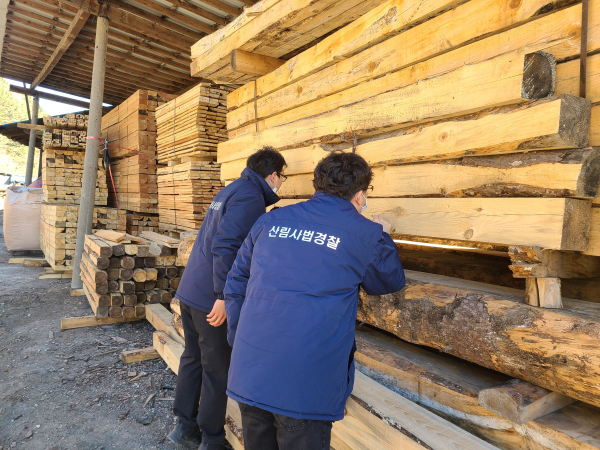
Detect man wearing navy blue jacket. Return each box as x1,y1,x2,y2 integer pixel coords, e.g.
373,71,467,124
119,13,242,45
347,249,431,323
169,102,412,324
169,147,286,450
224,152,406,450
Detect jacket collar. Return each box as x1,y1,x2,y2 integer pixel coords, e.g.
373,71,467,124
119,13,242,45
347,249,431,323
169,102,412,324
312,191,357,212
241,167,280,207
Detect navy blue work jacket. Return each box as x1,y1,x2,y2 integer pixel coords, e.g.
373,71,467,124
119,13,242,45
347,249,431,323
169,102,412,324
224,191,405,421
175,167,279,313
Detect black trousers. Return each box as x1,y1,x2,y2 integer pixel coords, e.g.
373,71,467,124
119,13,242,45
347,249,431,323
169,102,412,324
173,301,232,445
239,403,332,450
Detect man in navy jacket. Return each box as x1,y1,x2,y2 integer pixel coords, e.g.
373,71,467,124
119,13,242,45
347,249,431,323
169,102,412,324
169,147,286,450
224,152,405,450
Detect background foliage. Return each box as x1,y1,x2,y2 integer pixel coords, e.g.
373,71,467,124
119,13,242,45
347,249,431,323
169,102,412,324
0,78,47,177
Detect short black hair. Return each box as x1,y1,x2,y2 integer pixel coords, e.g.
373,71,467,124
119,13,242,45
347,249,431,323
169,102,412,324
246,146,287,178
313,152,373,200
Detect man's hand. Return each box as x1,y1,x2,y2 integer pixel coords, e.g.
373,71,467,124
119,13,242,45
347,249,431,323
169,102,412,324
372,213,392,234
207,299,227,327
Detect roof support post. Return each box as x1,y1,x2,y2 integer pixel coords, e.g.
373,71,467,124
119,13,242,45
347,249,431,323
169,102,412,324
38,148,43,179
72,15,109,290
24,95,38,186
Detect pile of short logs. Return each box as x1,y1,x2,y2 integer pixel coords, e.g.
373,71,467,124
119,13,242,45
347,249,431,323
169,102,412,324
81,231,183,319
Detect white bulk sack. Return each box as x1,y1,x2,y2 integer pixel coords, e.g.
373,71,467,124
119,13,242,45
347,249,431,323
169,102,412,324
3,185,43,252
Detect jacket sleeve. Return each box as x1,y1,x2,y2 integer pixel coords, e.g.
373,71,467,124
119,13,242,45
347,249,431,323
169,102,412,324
223,221,261,346
211,194,265,298
361,232,406,295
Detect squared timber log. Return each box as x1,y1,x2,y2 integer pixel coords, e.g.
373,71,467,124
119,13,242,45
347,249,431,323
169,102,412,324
272,148,600,201
219,96,591,170
370,198,591,251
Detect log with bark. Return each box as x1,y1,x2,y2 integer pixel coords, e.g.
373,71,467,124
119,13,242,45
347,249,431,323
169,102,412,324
357,270,600,408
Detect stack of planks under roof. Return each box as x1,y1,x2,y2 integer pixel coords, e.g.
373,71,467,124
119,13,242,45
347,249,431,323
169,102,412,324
188,0,600,448
155,84,233,234
101,90,175,230
39,113,120,271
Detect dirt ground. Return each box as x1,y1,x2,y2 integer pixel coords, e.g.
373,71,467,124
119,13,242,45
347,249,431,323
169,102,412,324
0,210,215,450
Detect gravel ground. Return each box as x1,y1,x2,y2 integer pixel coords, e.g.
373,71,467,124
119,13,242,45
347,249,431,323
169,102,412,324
0,210,227,450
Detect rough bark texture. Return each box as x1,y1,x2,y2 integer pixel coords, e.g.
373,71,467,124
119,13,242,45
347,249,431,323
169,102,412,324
357,270,600,408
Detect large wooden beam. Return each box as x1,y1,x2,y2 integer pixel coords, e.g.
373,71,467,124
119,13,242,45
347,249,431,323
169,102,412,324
30,9,90,89
230,49,285,76
374,197,591,251
274,149,600,203
190,0,389,81
217,50,558,155
261,196,591,251
357,270,600,408
219,96,591,176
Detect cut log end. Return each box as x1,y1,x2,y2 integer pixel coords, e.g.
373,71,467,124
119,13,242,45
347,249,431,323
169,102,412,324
559,94,592,150
522,51,556,100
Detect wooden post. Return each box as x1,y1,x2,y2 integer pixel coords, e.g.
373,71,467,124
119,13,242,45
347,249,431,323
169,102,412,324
24,95,38,185
71,15,109,290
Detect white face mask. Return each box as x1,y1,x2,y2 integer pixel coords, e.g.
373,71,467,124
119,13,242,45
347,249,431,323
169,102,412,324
360,192,368,213
271,174,278,194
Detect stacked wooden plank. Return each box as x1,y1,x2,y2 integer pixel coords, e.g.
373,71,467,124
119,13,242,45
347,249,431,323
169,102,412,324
81,231,184,319
108,154,158,213
204,0,600,447
41,148,108,205
42,129,87,149
43,113,88,130
100,90,176,159
126,212,159,236
40,204,125,270
155,84,233,164
157,159,224,232
190,0,390,84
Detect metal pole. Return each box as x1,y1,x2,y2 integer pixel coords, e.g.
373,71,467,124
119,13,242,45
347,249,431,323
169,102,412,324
24,96,38,185
38,148,43,179
72,15,109,290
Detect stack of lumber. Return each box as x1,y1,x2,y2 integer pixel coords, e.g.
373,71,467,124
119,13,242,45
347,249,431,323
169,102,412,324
108,154,158,213
157,159,223,232
155,84,233,164
126,212,159,236
218,0,600,271
42,129,87,149
100,90,176,159
40,204,125,270
190,0,390,84
205,0,600,447
354,324,600,449
43,113,88,129
42,148,108,205
81,230,184,319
